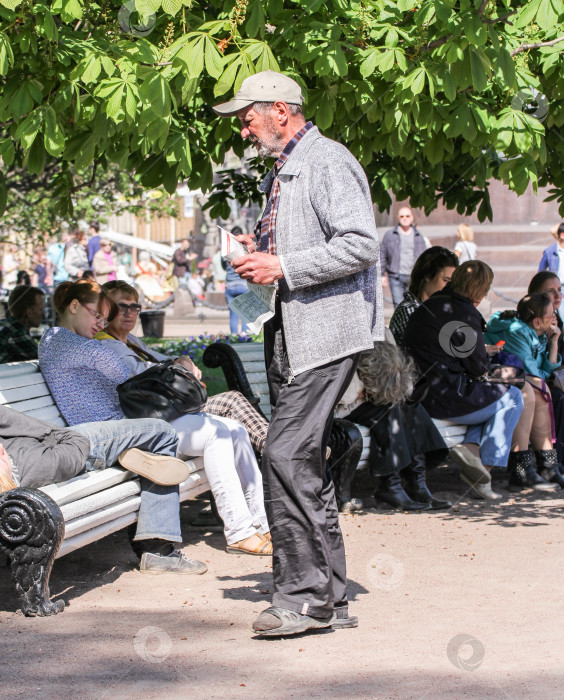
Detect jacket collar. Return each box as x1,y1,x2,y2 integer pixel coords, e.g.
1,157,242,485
258,126,322,192
392,224,422,237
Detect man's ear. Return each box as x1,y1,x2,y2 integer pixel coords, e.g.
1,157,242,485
532,317,541,332
273,101,289,125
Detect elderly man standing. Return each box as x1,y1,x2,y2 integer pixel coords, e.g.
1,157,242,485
213,71,384,637
380,207,427,307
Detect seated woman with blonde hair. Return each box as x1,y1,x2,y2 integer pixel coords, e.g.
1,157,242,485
337,333,450,511
97,280,268,455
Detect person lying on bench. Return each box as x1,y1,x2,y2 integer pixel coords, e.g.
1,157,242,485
0,404,208,575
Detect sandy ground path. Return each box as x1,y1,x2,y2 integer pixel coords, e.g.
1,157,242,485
1,467,564,700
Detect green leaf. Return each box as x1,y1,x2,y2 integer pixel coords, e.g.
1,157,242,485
360,49,380,78
162,0,181,14
107,84,125,121
176,36,205,79
214,56,242,97
536,0,559,29
26,137,46,175
442,70,456,101
316,92,333,130
326,42,348,77
81,55,102,84
245,0,264,39
61,0,83,21
0,139,15,167
100,56,115,77
204,37,223,79
0,33,14,76
42,12,58,42
141,72,171,117
514,0,541,28
405,67,426,95
44,106,65,156
497,48,515,87
255,43,279,72
125,84,138,121
426,133,444,165
135,0,160,21
12,83,35,119
15,108,43,152
470,48,489,92
0,0,21,9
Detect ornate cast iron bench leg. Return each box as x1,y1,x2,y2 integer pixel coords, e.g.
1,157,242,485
0,487,65,616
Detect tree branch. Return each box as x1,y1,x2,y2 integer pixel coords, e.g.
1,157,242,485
424,10,518,51
477,0,489,17
70,160,99,193
511,35,564,56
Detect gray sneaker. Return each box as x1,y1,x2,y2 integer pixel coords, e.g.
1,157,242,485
139,550,208,575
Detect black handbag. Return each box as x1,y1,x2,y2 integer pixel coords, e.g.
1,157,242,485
117,360,207,422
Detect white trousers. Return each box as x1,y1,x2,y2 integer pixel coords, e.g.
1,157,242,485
170,412,269,544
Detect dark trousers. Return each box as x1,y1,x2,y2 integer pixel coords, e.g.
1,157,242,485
262,307,359,619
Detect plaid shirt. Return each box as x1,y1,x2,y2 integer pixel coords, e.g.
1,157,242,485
389,291,421,345
255,121,314,256
0,317,39,363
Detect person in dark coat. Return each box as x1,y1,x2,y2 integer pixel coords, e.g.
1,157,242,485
402,260,524,500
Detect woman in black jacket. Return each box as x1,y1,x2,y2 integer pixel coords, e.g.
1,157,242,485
402,261,524,500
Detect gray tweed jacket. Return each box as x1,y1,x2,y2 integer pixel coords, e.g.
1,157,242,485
267,126,384,375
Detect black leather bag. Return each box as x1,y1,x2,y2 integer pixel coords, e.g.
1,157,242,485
117,360,207,422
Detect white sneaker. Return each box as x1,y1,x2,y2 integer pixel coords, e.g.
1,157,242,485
460,473,502,500
118,448,190,486
451,445,490,485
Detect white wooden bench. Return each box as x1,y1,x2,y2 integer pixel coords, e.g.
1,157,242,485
0,360,210,617
203,341,467,496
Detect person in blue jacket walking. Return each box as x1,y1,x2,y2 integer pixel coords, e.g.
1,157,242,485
538,222,564,277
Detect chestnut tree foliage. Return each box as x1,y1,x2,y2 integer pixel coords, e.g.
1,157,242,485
0,0,563,227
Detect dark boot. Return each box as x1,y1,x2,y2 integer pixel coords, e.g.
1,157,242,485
535,449,564,488
402,456,452,510
375,472,432,511
508,450,558,492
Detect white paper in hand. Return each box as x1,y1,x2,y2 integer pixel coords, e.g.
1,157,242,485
219,225,249,262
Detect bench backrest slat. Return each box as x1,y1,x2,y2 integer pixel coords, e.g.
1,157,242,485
0,360,67,425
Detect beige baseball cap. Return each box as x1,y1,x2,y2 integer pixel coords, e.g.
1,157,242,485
213,70,303,117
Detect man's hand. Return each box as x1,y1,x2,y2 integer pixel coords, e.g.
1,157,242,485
231,252,284,285
382,275,388,288
174,356,202,380
234,234,257,253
